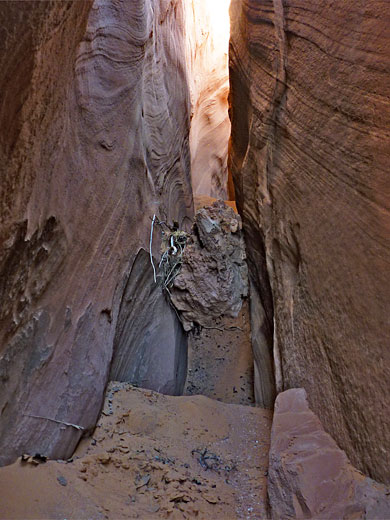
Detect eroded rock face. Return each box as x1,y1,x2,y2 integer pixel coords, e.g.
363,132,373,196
268,389,390,519
184,0,232,199
229,0,390,482
0,0,193,465
170,201,248,331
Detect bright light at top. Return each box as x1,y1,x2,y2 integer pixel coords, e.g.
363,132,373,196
207,0,231,43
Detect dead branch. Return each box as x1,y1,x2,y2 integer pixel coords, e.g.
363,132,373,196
25,414,84,431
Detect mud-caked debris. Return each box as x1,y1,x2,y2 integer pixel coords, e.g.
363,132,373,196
191,447,236,475
170,201,248,331
21,453,47,465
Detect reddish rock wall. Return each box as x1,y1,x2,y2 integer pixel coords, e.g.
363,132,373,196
0,0,193,465
229,0,390,483
269,389,390,519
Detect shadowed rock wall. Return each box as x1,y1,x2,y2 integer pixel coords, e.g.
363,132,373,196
110,249,188,396
0,0,193,465
229,0,390,483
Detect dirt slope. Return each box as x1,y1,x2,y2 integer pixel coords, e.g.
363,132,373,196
0,383,272,520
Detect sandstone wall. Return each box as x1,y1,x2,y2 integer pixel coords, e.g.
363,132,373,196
229,0,390,483
110,249,188,396
269,389,390,519
0,0,193,465
184,0,232,199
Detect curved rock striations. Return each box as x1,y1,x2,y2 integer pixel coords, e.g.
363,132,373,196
0,0,193,465
229,0,390,482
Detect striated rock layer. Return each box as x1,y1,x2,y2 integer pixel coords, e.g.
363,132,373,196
0,0,193,465
229,0,390,482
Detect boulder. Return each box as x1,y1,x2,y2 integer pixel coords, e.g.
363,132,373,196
170,201,248,331
268,389,390,519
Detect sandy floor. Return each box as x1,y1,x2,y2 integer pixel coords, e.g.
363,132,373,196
185,301,255,406
0,383,271,520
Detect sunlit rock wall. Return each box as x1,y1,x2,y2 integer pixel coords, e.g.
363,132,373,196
229,0,390,483
184,0,232,199
0,0,193,465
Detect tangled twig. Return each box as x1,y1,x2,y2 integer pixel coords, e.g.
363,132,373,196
158,228,188,290
191,448,237,474
149,216,189,290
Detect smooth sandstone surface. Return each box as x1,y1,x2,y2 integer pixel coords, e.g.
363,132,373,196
229,0,390,482
0,0,193,465
110,249,188,396
269,389,390,519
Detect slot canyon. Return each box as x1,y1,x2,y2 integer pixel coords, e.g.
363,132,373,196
0,0,389,518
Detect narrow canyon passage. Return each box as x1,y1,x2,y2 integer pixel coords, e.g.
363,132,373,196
1,0,390,518
185,301,255,406
0,1,273,518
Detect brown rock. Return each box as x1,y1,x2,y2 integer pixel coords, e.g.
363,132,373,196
164,470,180,483
203,493,218,504
229,0,390,481
135,474,151,490
0,0,193,465
170,201,248,331
268,389,390,519
169,492,188,503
